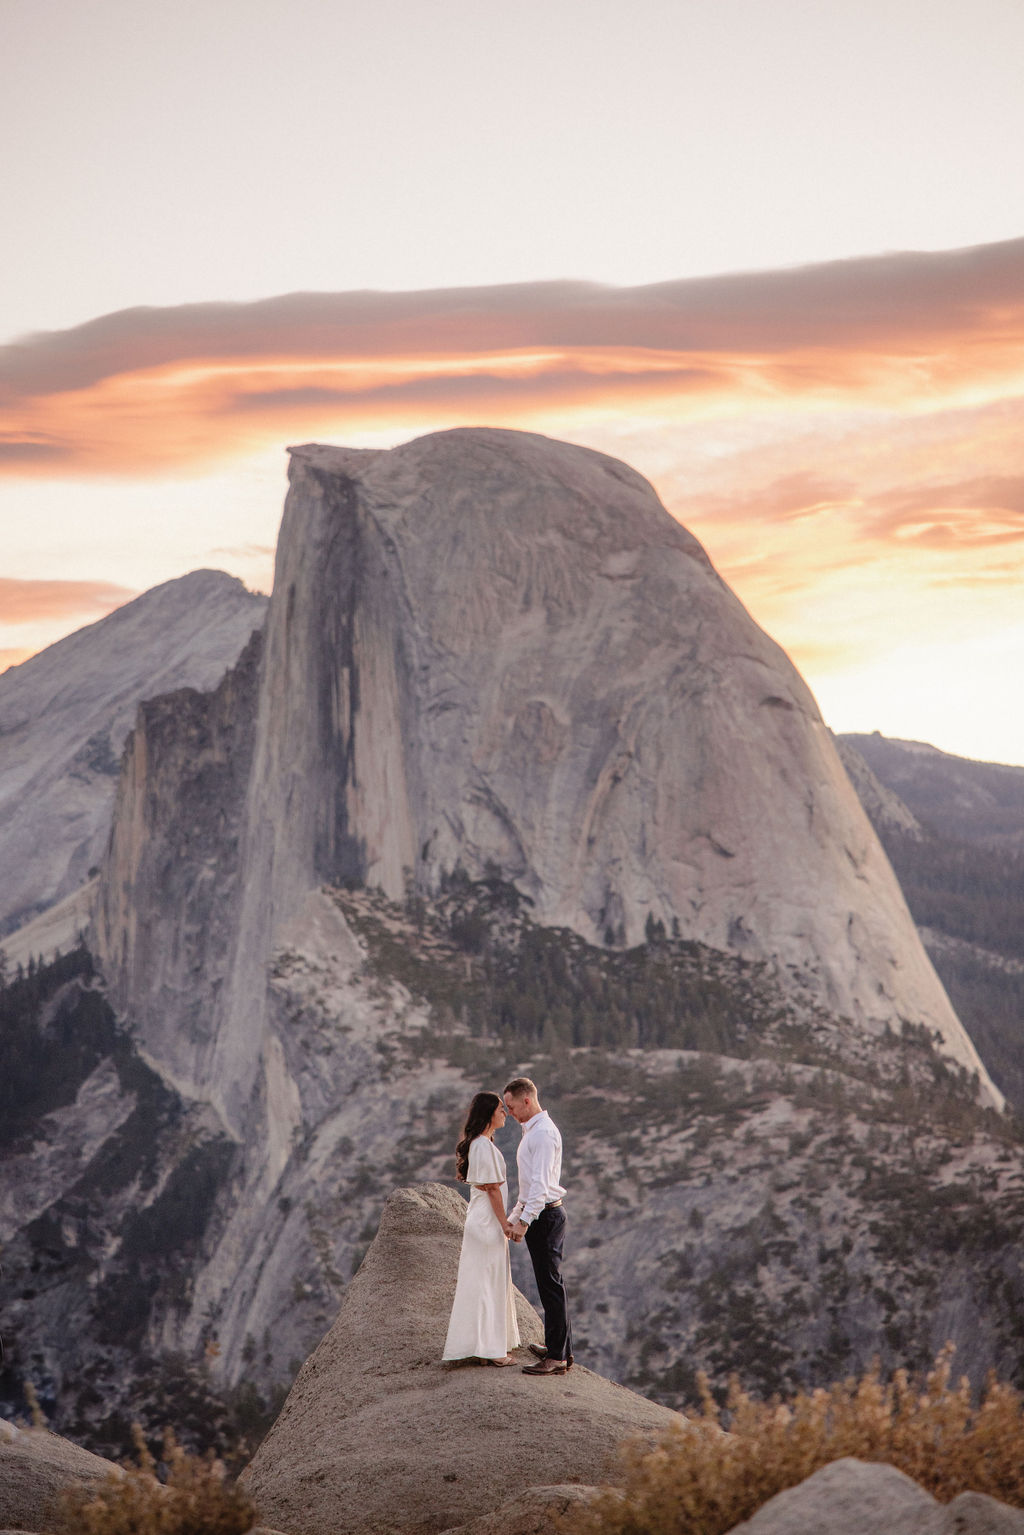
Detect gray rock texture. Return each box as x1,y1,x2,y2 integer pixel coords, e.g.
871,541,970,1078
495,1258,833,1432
241,1183,681,1535
725,1458,1024,1534
0,1423,120,1533
439,1485,604,1535
0,569,266,939
726,1457,944,1533
92,427,998,1141
939,1493,1024,1533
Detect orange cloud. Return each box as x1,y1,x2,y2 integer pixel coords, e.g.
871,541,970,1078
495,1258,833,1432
3,237,1024,480
0,577,136,625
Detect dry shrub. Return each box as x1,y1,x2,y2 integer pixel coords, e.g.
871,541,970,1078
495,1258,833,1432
56,1424,257,1535
562,1347,1024,1535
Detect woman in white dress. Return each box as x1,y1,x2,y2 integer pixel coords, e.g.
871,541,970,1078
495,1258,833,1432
443,1091,521,1366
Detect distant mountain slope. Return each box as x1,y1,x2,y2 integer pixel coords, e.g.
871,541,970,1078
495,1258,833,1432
839,733,1024,1113
842,732,1024,852
0,571,267,937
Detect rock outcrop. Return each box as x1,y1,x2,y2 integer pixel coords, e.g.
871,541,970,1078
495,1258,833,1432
11,429,1021,1451
726,1458,1024,1534
440,1486,604,1535
92,428,998,1140
242,1183,681,1535
0,1423,120,1533
0,570,266,940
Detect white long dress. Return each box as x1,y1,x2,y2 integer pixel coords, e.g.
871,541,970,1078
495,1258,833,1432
443,1136,521,1360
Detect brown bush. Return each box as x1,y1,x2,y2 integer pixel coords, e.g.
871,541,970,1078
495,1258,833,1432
55,1424,257,1535
561,1347,1024,1535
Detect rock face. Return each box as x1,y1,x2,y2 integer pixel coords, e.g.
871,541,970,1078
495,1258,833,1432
92,428,997,1140
0,1423,120,1533
241,1183,681,1535
725,1457,1024,1534
14,429,1023,1451
439,1486,604,1535
0,570,267,939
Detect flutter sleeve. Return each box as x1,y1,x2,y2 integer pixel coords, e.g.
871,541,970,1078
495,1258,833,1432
467,1137,498,1186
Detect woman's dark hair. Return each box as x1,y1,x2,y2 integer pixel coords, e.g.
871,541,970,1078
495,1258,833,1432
455,1092,502,1182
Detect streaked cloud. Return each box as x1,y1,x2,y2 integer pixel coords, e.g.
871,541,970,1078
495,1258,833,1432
3,236,1024,761
2,237,1024,479
0,576,135,625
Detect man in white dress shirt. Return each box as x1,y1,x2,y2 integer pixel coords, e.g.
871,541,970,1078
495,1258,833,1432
503,1076,573,1375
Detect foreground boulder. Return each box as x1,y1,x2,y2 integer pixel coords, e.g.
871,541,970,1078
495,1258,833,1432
726,1458,1024,1534
0,1422,120,1533
242,1183,681,1535
439,1485,604,1535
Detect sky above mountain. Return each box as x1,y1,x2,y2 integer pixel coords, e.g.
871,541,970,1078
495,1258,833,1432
3,0,1024,763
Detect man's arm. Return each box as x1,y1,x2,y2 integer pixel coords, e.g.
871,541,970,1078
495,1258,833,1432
512,1128,561,1237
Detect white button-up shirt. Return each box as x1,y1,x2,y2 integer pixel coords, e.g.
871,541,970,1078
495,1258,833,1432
508,1109,566,1227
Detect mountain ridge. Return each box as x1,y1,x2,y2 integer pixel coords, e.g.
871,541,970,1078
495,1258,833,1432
0,569,267,938
4,430,1022,1462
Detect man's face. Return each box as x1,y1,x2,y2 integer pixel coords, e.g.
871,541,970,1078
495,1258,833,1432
504,1091,531,1124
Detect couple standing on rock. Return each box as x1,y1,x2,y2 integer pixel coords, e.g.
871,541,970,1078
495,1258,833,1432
443,1076,573,1375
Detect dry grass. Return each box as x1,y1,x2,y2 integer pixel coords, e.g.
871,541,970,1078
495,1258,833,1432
561,1348,1024,1535
55,1424,257,1535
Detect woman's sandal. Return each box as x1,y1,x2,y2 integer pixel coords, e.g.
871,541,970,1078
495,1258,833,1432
482,1355,515,1366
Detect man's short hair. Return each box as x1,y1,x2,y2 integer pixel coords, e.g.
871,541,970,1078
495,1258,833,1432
504,1076,537,1100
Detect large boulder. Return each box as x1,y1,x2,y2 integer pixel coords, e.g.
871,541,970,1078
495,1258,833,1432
0,1422,120,1533
726,1458,1024,1534
439,1484,605,1535
241,1183,681,1535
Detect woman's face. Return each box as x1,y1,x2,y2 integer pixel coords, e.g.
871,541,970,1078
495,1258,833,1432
487,1100,507,1134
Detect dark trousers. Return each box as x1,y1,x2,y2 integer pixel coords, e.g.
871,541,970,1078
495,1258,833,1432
525,1205,572,1361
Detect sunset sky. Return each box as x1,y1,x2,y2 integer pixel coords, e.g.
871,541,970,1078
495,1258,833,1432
3,0,1024,763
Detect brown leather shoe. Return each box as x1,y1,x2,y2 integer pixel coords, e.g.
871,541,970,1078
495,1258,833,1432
522,1357,568,1375
528,1344,574,1369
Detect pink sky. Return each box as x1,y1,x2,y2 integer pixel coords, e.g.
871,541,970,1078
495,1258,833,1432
3,238,1024,762
4,0,1024,761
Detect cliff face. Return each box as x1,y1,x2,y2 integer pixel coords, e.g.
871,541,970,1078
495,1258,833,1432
92,627,263,1111
0,570,267,939
94,428,993,1128
278,432,975,1060
40,424,1011,1417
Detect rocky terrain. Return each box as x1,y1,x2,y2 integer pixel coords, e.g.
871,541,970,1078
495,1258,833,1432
726,1459,1024,1535
242,1182,679,1535
838,734,1024,1114
7,1200,1024,1535
0,570,267,939
2,428,1021,1466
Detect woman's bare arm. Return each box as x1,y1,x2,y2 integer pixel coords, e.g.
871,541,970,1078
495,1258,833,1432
475,1181,512,1235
